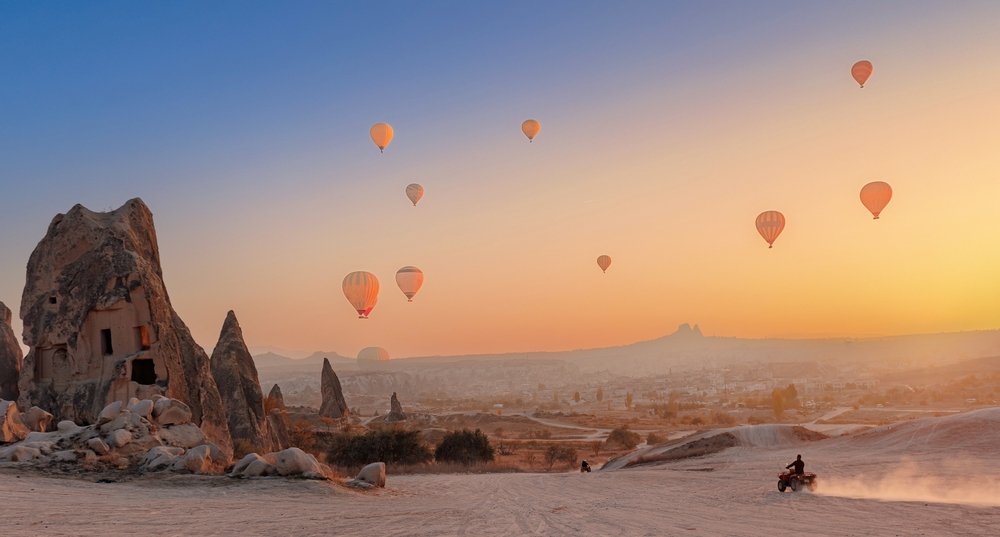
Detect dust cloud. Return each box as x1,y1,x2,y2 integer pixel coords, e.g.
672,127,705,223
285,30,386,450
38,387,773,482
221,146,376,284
817,459,1000,507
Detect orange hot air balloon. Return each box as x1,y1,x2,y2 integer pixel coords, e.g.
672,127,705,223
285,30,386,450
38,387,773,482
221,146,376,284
596,255,612,273
343,271,379,318
756,211,785,249
851,60,873,88
405,183,424,206
521,119,541,142
370,123,394,153
395,266,424,302
860,181,892,219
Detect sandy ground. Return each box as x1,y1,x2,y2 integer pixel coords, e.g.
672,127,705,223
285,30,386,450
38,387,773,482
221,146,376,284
2,409,998,536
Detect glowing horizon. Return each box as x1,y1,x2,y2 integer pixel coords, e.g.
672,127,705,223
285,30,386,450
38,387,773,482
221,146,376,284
1,2,998,358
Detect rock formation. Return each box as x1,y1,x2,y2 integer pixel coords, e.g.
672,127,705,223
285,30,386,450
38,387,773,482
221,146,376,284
349,461,386,488
210,311,274,454
385,391,406,422
0,302,22,401
264,384,290,451
229,447,329,479
0,396,228,474
1,400,29,443
16,199,231,456
319,358,349,419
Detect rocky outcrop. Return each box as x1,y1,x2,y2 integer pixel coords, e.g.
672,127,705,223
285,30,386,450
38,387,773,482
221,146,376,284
20,406,54,433
229,448,329,479
1,400,29,443
263,383,290,451
16,199,231,456
0,397,228,474
385,392,406,422
266,384,285,411
210,311,274,454
0,302,21,401
319,358,349,419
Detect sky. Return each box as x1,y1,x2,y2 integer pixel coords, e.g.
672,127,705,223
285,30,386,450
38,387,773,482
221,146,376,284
1,1,999,358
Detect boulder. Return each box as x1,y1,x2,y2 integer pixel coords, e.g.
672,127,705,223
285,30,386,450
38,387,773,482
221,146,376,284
128,399,154,420
210,311,274,453
0,302,21,401
86,437,110,455
230,453,277,478
20,406,54,433
386,392,406,422
0,444,42,462
152,398,192,426
0,400,28,443
355,462,387,488
270,447,327,479
171,444,227,474
106,429,132,449
141,446,184,472
16,199,231,456
319,358,349,419
159,423,208,449
56,420,83,434
97,401,123,425
51,450,78,463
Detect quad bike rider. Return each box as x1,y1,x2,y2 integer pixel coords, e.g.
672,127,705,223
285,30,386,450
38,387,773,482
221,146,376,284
580,460,592,473
778,454,817,492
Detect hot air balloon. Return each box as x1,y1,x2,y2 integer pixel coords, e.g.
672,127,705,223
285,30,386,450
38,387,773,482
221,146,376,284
756,211,786,249
343,271,379,318
521,119,541,142
860,181,892,219
851,60,873,88
357,346,390,371
405,183,424,206
370,123,394,153
395,266,424,302
597,255,612,273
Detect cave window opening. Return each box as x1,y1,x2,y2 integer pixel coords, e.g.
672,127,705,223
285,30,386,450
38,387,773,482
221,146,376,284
131,358,157,385
135,325,151,351
101,329,114,356
48,296,57,305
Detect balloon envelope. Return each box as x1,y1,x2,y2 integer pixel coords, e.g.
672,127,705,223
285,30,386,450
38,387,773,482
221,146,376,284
521,119,541,142
851,60,873,88
357,347,390,370
395,266,424,302
860,181,892,219
370,123,394,152
343,271,379,318
756,211,786,248
597,255,612,273
406,183,424,206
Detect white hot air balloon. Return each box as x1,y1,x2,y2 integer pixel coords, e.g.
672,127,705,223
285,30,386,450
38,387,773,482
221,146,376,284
343,271,379,318
395,266,424,302
357,346,390,370
406,183,424,206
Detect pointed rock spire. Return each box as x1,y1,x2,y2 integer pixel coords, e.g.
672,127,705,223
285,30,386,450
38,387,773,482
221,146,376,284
210,311,274,454
0,301,22,401
319,358,349,419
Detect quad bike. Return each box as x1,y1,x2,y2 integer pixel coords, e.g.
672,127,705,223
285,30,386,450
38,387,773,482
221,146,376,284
777,470,817,492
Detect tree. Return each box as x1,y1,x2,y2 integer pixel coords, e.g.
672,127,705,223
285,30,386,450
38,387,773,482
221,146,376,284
772,388,785,420
605,426,641,450
573,391,581,403
626,392,634,410
784,384,800,409
544,445,577,471
596,387,604,402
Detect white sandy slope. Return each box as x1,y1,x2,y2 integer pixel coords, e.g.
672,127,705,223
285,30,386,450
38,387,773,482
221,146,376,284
2,409,999,536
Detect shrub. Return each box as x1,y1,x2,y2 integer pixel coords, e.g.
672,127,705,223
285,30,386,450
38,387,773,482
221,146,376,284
605,426,641,450
544,445,577,470
710,410,736,426
646,432,666,445
327,429,432,467
434,429,495,464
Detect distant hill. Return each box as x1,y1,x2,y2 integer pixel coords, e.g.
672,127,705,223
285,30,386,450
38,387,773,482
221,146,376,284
252,350,355,373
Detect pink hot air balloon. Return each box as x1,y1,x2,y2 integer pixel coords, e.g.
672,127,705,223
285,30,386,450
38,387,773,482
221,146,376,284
343,271,379,318
852,60,873,88
756,211,786,249
860,181,892,219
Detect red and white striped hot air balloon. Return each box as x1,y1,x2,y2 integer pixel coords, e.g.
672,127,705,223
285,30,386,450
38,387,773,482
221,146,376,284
597,255,612,273
395,266,424,302
756,211,786,249
343,271,379,318
860,181,892,219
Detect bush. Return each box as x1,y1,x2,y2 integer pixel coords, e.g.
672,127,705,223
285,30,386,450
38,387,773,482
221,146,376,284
326,429,432,467
646,432,666,445
434,429,495,464
710,410,736,426
605,426,641,450
544,445,577,470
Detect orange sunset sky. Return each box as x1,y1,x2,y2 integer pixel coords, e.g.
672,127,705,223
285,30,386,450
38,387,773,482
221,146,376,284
1,2,998,358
